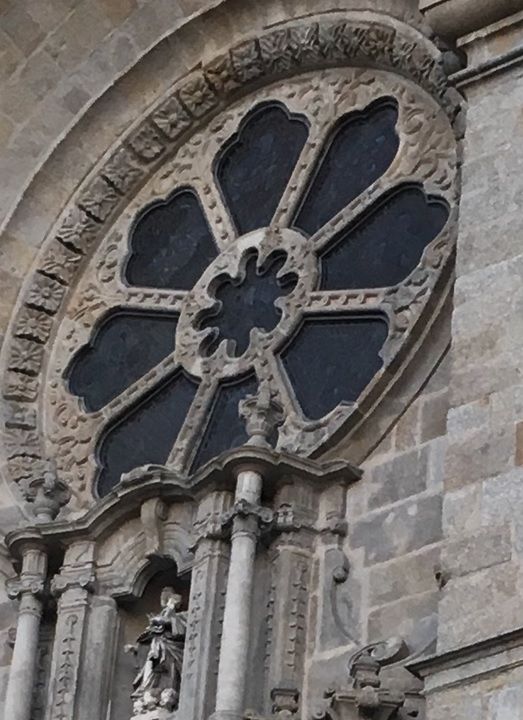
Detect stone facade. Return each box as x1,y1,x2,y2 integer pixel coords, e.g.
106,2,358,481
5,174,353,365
1,1,523,719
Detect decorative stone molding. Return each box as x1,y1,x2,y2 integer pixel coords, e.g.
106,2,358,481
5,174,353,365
421,0,523,41
245,685,300,720
5,448,360,565
0,12,460,510
407,625,523,694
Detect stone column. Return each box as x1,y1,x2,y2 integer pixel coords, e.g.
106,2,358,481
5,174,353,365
212,382,283,720
5,543,48,720
213,469,266,720
179,490,231,720
45,541,95,720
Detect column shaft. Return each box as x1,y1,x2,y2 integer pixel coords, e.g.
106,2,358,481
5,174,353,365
214,470,263,719
4,592,43,720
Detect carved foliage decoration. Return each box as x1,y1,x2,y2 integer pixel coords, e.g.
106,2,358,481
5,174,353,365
0,16,460,512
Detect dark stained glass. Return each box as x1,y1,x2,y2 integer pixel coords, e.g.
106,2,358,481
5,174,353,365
280,315,388,420
294,99,399,236
191,374,258,471
198,251,297,357
215,103,308,234
96,372,198,496
67,311,179,412
319,187,449,290
125,189,218,290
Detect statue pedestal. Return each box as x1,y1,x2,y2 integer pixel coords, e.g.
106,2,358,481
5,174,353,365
131,710,176,720
130,689,178,720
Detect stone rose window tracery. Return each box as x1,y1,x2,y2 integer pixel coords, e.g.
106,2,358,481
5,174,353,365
48,68,457,500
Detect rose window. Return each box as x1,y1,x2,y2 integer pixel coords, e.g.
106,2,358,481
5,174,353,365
51,69,457,499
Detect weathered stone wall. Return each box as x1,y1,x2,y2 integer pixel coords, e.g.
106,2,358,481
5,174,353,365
439,17,523,653
3,1,523,718
305,307,451,709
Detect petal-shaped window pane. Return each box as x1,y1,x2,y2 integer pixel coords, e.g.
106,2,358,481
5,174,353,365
319,187,449,290
215,103,308,234
294,99,399,236
96,372,198,496
281,315,388,420
125,189,218,290
67,311,178,412
191,373,258,471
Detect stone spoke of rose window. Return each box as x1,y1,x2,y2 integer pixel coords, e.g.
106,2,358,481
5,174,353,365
214,102,309,236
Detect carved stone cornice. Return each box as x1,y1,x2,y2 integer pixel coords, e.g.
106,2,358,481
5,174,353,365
407,625,523,693
5,449,360,555
421,0,523,41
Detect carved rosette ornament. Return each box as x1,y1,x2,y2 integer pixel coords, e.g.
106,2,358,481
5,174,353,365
0,15,460,510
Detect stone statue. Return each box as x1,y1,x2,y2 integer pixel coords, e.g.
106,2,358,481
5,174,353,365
126,587,186,716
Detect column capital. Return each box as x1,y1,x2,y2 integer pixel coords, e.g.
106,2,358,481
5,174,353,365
51,540,96,598
6,576,45,601
6,543,48,601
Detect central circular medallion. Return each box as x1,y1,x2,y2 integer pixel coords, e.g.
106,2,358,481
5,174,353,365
176,227,317,378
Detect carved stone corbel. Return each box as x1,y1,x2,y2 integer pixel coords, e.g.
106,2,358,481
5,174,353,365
312,640,417,720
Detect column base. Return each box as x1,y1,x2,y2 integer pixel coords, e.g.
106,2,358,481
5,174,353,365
208,711,244,720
